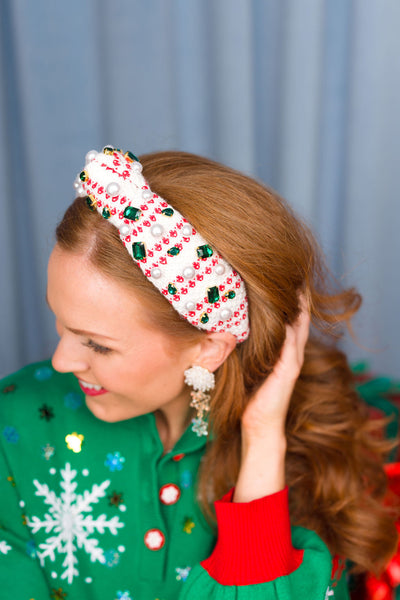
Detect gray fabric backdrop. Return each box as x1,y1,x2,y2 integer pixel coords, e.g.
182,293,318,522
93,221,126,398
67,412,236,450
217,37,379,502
1,0,399,377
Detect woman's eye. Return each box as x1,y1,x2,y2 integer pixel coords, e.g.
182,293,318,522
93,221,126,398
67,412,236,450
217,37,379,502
83,339,112,355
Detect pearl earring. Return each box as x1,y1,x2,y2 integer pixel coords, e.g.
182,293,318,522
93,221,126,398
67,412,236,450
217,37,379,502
184,366,215,437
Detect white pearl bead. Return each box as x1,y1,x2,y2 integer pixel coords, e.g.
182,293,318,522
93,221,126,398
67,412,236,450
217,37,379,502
151,268,162,279
185,301,196,311
73,179,80,190
77,186,86,197
215,264,226,276
220,308,232,321
132,162,143,173
85,150,98,164
151,224,163,237
106,182,120,196
182,224,192,236
119,224,130,236
183,266,195,279
142,190,152,200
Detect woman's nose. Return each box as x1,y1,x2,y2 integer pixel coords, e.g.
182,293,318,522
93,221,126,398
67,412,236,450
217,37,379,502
51,335,89,374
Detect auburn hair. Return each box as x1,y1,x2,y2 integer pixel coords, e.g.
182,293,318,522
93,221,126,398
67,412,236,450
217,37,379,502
56,150,398,574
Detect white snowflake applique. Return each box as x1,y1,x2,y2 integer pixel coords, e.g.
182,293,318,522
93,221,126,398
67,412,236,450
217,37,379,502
0,541,12,555
27,463,125,583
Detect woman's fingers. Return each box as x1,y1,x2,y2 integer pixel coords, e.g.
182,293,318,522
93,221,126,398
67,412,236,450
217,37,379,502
275,300,310,381
241,294,311,437
294,296,311,360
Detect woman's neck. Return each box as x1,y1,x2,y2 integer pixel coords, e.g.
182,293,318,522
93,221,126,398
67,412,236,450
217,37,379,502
154,405,193,453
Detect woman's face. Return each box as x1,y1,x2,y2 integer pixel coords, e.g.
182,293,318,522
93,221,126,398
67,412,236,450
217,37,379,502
47,245,199,423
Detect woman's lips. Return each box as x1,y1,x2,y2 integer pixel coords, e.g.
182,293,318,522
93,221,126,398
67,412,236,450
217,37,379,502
77,379,108,396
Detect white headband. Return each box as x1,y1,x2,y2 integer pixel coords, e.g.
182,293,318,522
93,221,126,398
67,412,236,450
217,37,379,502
73,146,250,343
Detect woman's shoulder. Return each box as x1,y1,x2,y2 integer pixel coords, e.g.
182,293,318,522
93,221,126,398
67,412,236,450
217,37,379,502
0,360,81,421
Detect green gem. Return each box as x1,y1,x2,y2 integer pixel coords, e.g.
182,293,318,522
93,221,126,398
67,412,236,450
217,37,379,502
79,170,88,182
132,242,146,260
200,313,209,324
102,207,111,219
162,208,174,217
123,206,141,221
103,146,114,155
207,286,220,303
224,290,236,299
168,283,177,295
197,245,213,259
125,150,139,162
85,195,96,211
167,246,181,257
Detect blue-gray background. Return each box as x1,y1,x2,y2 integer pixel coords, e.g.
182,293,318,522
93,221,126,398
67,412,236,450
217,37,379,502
0,0,399,378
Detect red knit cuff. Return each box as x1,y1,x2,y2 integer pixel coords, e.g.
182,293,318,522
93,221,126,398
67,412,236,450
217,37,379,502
201,486,304,585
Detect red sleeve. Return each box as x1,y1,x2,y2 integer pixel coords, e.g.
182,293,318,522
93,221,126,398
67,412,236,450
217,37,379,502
201,486,304,585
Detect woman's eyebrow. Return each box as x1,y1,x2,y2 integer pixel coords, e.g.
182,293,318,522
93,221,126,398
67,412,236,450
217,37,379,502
45,292,118,341
65,326,118,341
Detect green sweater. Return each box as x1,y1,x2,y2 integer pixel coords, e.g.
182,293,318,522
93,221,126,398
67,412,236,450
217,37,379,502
0,361,349,599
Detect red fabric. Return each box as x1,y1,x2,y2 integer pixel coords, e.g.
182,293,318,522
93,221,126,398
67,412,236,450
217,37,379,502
363,463,400,600
385,463,400,498
365,576,393,600
364,538,400,600
201,486,304,585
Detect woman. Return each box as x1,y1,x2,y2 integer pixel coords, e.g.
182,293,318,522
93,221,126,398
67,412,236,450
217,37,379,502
0,147,397,599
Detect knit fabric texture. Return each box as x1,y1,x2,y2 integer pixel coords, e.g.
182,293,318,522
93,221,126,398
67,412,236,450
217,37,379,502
0,361,349,599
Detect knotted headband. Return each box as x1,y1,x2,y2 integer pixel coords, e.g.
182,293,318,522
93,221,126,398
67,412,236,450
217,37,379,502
73,146,250,342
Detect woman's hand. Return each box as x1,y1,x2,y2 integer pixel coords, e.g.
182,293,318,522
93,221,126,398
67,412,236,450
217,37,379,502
242,294,310,441
234,296,310,502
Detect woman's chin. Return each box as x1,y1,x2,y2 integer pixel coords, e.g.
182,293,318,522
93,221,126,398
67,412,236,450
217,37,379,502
84,395,142,423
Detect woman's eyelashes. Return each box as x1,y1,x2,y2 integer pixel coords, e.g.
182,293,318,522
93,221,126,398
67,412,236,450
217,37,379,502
83,339,113,355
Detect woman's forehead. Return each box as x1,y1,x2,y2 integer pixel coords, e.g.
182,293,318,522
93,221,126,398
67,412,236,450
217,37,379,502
47,246,153,337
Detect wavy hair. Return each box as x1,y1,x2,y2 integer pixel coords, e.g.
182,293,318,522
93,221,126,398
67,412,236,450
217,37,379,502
56,151,398,574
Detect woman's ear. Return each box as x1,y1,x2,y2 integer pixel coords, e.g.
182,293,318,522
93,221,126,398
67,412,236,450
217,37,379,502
190,332,237,373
